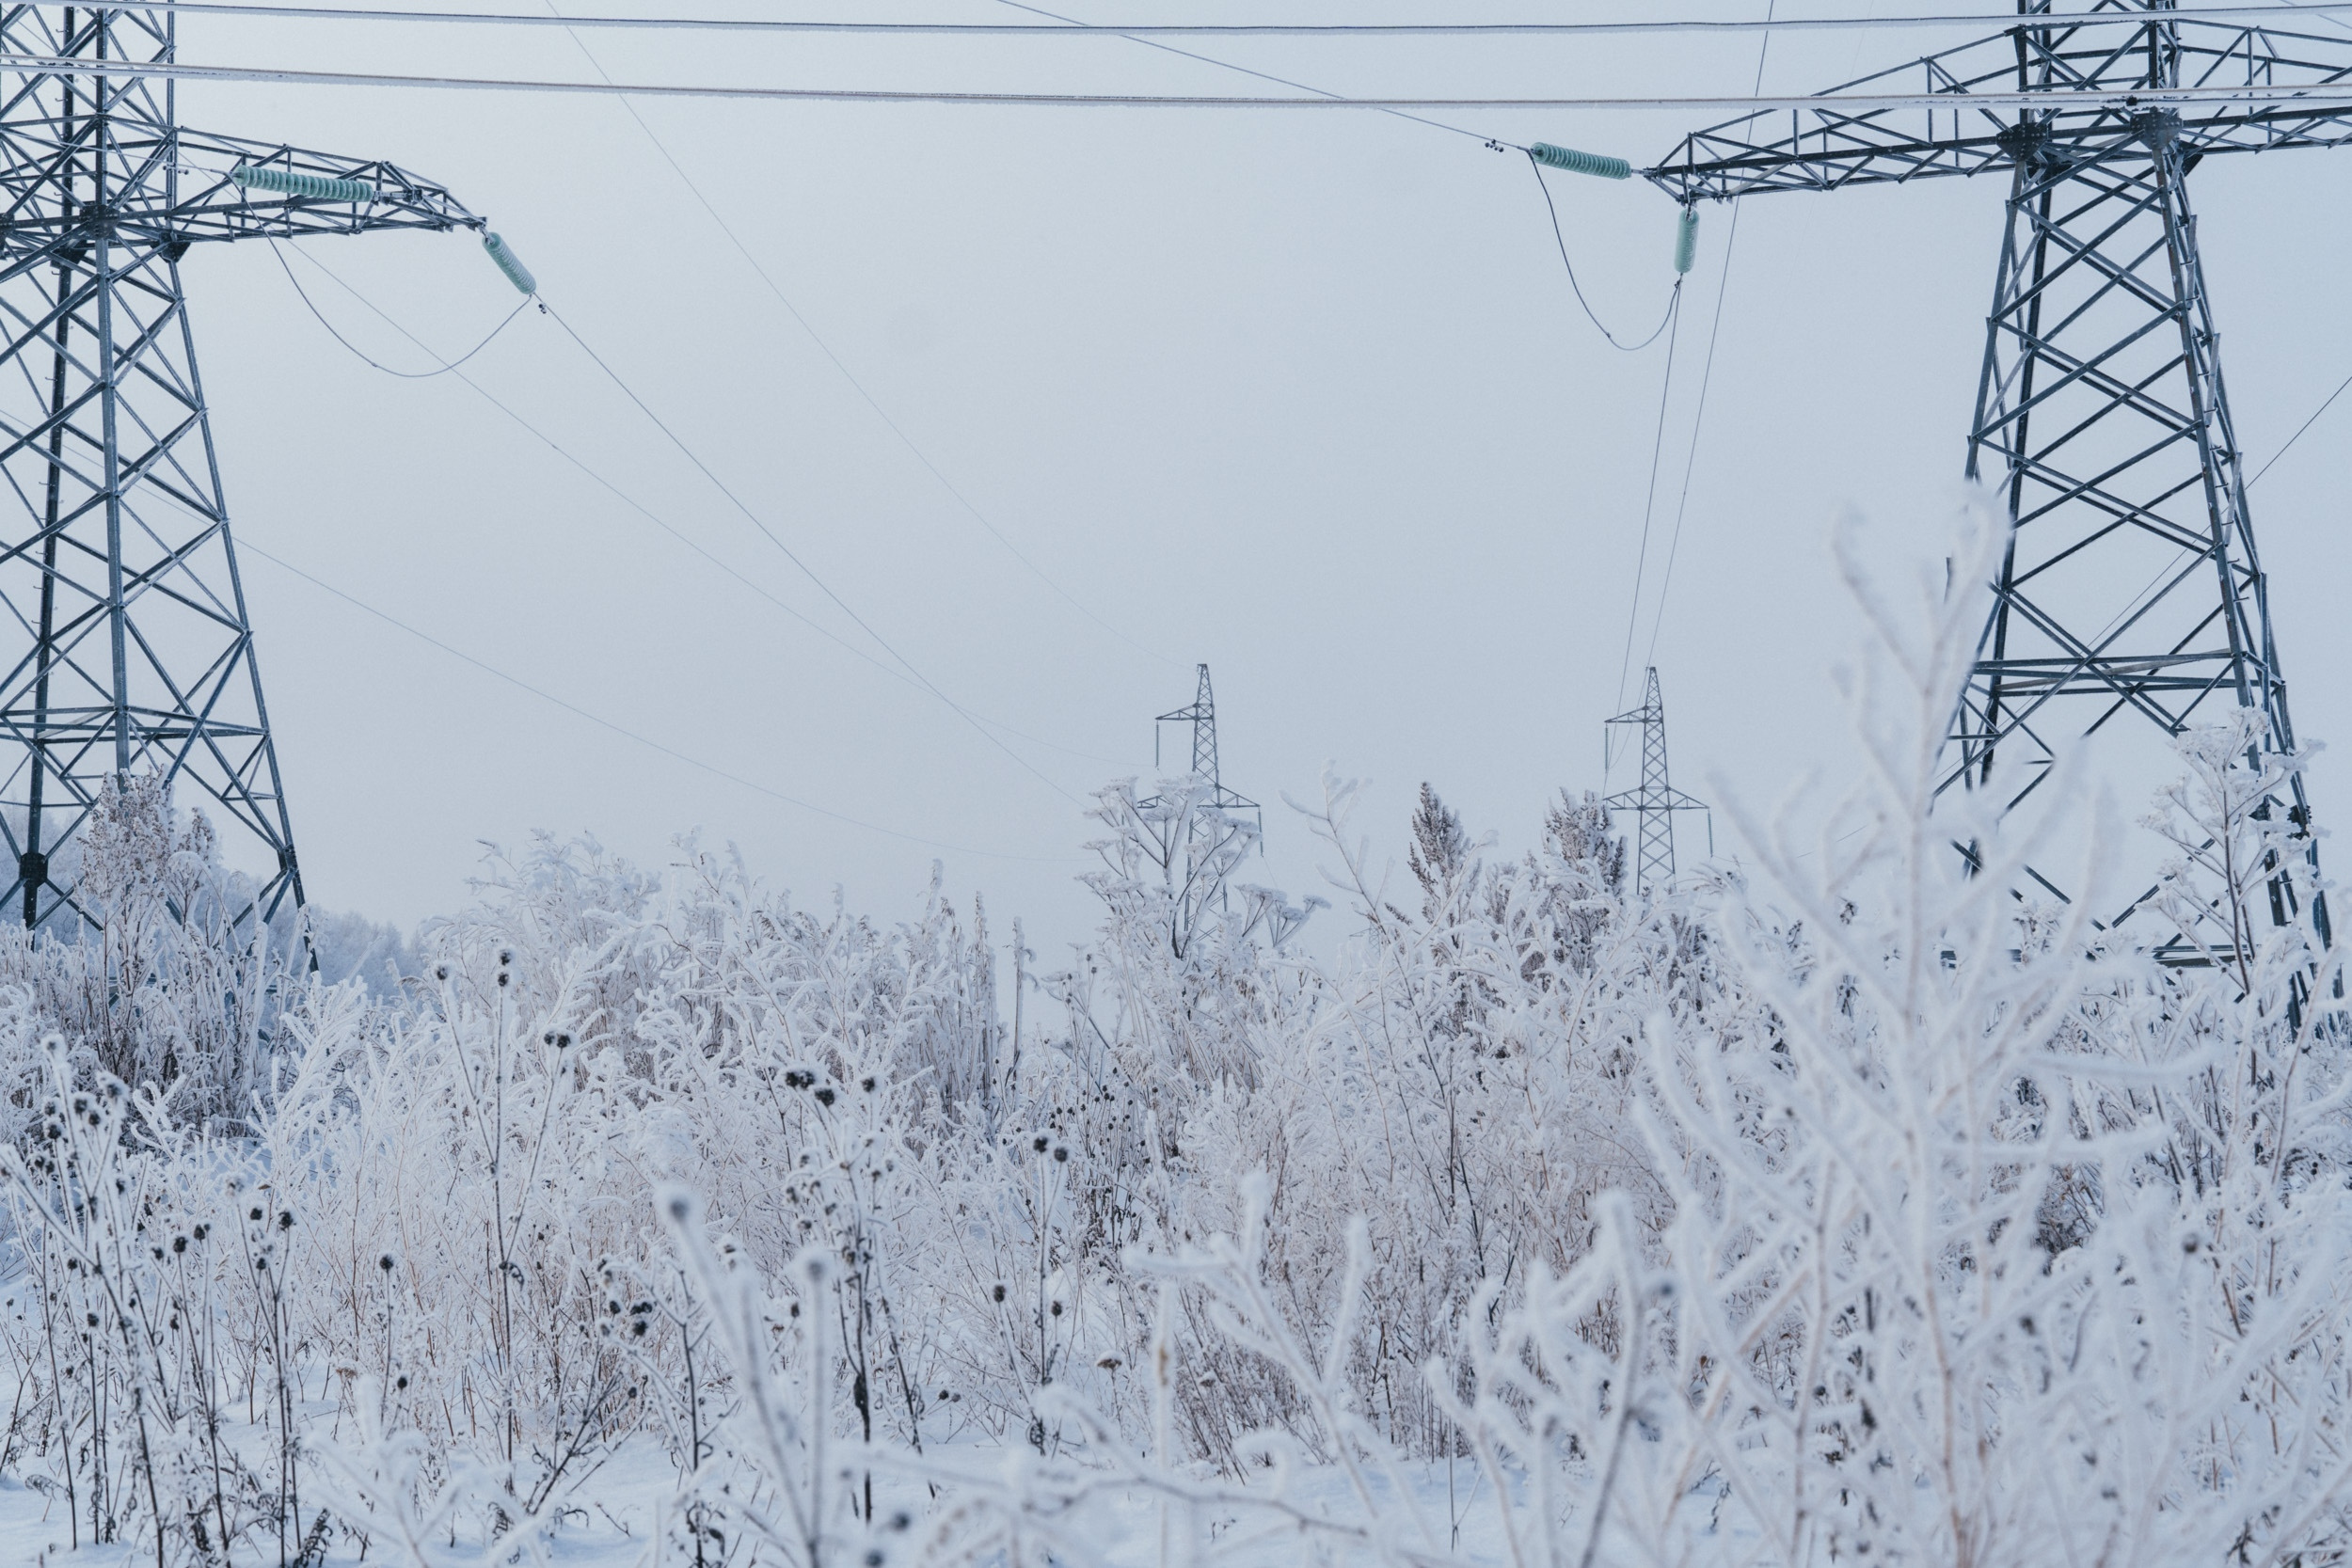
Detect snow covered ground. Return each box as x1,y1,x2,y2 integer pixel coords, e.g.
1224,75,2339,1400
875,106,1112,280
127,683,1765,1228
0,1404,1534,1568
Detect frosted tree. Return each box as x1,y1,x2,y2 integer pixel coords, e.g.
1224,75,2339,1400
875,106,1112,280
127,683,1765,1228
1448,497,2352,1568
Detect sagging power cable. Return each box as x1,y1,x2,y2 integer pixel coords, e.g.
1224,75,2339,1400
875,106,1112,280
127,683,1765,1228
991,0,1499,147
1609,284,1688,737
277,244,1143,774
240,542,1083,863
15,51,2344,114
270,238,528,375
1642,2,1778,676
537,299,1086,806
109,2,2352,40
546,8,1179,670
1527,153,1680,352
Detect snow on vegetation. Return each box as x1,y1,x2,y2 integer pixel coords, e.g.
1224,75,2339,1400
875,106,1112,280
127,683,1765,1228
3,504,2350,1567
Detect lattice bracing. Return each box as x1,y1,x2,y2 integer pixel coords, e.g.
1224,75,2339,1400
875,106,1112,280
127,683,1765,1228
1647,7,2352,203
0,6,482,930
1155,663,1258,816
1604,668,1708,897
1643,2,2334,934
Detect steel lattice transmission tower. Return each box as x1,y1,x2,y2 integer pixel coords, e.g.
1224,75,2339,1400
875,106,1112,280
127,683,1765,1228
1604,667,1709,896
1155,663,1259,819
0,8,482,930
1649,0,2350,927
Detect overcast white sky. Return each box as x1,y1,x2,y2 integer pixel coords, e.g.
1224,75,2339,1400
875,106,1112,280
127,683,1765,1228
156,0,2352,955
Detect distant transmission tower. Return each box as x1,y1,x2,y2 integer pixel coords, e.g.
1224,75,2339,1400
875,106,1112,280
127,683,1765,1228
1155,663,1260,820
1604,667,1710,896
0,8,485,930
1648,1,2344,930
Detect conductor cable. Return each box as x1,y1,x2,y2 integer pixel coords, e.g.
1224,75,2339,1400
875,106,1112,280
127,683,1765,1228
240,541,1083,863
1529,152,1679,351
538,298,1086,806
278,243,1143,776
1642,0,1777,673
544,7,1180,670
270,238,528,375
1610,283,1687,736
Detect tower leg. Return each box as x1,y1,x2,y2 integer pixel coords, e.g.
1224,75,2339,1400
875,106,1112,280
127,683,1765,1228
0,193,302,931
1949,118,2321,941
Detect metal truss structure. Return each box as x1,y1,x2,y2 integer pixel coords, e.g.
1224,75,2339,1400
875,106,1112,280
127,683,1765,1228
1153,663,1259,820
1604,666,1709,897
1647,0,2350,927
0,6,482,930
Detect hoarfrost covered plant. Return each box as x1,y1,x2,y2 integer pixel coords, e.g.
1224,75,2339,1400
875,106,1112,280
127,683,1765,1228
1461,503,2352,1567
3,497,2350,1568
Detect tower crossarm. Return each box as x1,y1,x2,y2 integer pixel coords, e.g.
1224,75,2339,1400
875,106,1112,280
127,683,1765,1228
0,6,491,935
1601,784,1709,814
0,121,481,272
1645,15,2352,203
0,9,481,275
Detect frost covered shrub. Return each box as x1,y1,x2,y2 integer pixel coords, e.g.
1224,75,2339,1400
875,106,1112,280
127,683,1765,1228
0,777,300,1134
3,499,2350,1568
1420,505,2352,1568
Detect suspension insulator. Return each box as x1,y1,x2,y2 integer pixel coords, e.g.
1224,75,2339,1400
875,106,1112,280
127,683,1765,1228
483,231,536,295
231,163,377,203
1530,142,1630,181
1675,206,1699,275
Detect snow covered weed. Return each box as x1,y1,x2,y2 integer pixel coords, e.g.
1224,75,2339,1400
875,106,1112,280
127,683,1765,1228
3,499,2349,1566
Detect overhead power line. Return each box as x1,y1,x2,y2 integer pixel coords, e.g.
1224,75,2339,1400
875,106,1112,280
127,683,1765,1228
275,243,1146,773
535,298,1088,807
269,238,527,374
16,52,2352,114
1528,156,1679,351
1643,3,1779,678
2248,364,2352,487
239,542,1082,863
990,0,1494,144
108,2,2352,40
546,9,1181,671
